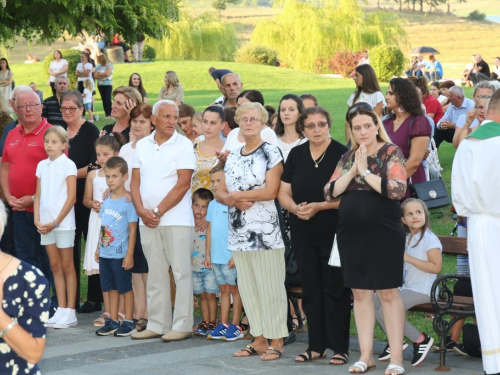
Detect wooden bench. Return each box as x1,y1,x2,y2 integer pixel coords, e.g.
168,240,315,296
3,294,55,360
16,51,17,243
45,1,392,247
286,235,474,371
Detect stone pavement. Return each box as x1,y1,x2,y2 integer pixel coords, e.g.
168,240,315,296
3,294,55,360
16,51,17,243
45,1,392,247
40,313,484,375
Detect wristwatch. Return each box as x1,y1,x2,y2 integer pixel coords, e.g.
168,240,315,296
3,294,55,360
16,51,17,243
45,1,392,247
153,207,163,218
362,169,371,179
53,220,60,229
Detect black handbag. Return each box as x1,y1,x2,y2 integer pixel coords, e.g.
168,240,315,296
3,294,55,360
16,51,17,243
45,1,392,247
410,178,450,209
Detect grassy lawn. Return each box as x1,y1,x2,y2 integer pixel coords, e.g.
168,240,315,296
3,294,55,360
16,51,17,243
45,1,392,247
11,60,470,341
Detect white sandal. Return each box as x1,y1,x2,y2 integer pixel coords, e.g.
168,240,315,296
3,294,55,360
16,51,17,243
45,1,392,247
385,364,405,375
349,361,376,373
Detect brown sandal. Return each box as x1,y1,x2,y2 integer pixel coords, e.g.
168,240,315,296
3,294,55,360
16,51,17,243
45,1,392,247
261,346,283,361
233,345,261,357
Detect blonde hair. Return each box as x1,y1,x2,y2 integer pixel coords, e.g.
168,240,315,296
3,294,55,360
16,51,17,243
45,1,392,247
83,79,93,91
347,104,391,150
165,71,180,88
44,126,69,151
112,86,143,105
235,102,269,125
97,54,109,66
192,111,203,124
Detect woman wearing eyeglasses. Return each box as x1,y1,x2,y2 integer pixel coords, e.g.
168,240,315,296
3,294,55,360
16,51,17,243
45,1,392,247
324,103,407,375
60,90,100,313
454,94,491,148
216,102,287,361
278,106,351,365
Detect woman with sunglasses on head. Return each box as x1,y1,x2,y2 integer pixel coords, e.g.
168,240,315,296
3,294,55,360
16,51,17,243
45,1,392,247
383,78,430,201
324,103,407,375
279,107,351,365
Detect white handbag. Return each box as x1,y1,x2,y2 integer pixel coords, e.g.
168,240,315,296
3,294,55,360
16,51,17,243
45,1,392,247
328,235,341,268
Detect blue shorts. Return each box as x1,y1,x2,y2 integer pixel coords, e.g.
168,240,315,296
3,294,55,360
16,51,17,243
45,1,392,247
83,103,92,110
99,257,132,294
212,263,237,286
192,270,218,295
40,229,75,248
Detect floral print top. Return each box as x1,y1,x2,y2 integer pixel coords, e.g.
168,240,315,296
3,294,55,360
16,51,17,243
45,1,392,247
191,143,218,194
0,261,49,375
324,143,407,201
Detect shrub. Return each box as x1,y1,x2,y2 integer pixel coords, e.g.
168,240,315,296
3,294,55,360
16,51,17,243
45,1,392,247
370,45,405,82
235,44,278,66
43,49,82,90
142,45,156,61
327,50,361,78
467,10,486,21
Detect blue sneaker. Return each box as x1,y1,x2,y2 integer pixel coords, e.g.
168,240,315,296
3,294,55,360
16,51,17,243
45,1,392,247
222,324,244,342
114,320,135,337
96,318,119,336
207,322,228,340
205,322,216,336
194,321,209,336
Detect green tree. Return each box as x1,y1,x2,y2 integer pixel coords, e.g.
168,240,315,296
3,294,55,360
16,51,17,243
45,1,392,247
0,0,179,45
251,0,406,72
447,0,466,14
212,0,242,14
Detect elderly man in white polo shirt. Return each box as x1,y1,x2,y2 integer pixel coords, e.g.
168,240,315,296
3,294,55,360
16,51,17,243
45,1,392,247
130,99,196,341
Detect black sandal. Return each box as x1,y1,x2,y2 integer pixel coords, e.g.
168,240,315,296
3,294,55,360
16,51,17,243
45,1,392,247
295,349,326,362
233,345,260,357
330,352,349,365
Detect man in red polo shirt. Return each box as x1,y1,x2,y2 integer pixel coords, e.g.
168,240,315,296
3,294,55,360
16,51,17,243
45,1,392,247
1,90,52,274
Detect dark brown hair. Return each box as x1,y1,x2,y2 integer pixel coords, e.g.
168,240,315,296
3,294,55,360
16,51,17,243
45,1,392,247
128,104,153,126
275,94,305,137
388,77,424,116
104,156,128,175
95,132,126,153
178,103,195,118
351,64,382,104
299,106,331,131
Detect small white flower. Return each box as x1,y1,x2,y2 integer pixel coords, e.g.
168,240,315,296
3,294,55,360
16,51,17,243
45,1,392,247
18,306,24,317
0,343,11,354
40,311,49,323
23,291,28,298
34,284,46,299
27,318,32,325
24,271,36,284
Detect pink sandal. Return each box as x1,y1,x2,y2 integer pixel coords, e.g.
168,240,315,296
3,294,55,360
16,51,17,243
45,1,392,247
94,312,110,327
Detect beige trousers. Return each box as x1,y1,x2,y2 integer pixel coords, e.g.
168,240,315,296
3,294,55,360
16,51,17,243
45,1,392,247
232,248,288,339
140,225,194,334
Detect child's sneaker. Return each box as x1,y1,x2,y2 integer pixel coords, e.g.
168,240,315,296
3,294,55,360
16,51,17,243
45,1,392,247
205,322,216,336
194,321,208,336
207,322,228,340
378,341,409,361
94,114,99,121
114,320,135,336
96,318,120,336
222,324,244,341
46,307,65,328
53,308,78,329
412,333,434,366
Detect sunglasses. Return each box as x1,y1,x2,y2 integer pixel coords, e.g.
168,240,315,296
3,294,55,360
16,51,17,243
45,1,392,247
348,103,373,116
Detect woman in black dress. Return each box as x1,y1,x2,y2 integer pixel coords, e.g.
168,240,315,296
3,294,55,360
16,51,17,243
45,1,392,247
279,106,351,365
60,90,100,312
324,103,407,375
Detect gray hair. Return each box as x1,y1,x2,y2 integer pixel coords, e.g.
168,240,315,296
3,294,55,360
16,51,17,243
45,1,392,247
9,85,31,100
221,73,242,85
55,76,69,84
448,86,465,98
473,81,495,98
152,100,177,116
489,80,500,92
0,200,7,240
60,90,84,108
15,90,41,107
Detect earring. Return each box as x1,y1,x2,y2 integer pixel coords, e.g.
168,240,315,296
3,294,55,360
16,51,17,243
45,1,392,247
397,106,405,113
376,131,379,135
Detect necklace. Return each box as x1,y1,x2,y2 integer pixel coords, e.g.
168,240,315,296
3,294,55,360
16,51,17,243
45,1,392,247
243,140,263,154
0,253,14,274
310,148,327,168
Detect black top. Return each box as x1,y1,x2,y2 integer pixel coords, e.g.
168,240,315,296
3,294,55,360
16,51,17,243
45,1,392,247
42,95,65,127
477,60,490,76
282,139,348,246
211,69,232,81
102,123,130,143
61,121,99,217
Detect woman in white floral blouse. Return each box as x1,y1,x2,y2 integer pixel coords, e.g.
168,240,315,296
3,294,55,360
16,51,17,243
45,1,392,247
0,200,49,374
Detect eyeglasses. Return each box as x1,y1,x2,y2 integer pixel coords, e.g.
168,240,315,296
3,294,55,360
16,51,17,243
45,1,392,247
348,103,373,116
239,117,261,124
474,106,485,111
16,103,41,110
303,122,328,130
60,106,81,113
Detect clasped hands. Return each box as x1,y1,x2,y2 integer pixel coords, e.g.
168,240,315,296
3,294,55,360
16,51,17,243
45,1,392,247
348,143,369,179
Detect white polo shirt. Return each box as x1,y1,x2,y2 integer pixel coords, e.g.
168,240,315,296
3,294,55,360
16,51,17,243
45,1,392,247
35,154,77,230
132,130,196,226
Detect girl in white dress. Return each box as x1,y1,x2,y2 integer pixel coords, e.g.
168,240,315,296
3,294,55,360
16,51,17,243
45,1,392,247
82,133,125,326
275,94,307,162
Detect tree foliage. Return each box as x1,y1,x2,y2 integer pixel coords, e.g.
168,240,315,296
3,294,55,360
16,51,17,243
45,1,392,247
213,0,242,13
0,0,179,45
42,49,82,89
251,0,406,73
235,44,278,66
370,44,405,82
147,12,237,62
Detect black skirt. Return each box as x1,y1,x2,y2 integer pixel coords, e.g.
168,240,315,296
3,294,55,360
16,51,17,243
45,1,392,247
337,190,405,290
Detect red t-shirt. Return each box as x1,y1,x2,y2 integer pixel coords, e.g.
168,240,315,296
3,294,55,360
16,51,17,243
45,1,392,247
2,119,51,212
423,94,444,124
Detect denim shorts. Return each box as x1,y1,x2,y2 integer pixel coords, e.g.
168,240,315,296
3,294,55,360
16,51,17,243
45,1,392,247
212,263,237,286
99,257,132,294
84,103,92,110
40,229,75,248
192,270,218,295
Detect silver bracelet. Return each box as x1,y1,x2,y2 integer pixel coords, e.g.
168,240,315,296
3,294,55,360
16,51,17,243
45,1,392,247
0,318,18,339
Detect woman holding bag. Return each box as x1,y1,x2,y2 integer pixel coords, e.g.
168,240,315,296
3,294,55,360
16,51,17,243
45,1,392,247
278,106,351,365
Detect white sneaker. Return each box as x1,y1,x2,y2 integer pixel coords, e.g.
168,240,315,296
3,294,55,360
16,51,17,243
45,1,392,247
54,309,78,329
46,308,65,328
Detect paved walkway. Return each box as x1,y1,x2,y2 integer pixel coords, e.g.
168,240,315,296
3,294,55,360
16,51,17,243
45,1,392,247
40,313,484,374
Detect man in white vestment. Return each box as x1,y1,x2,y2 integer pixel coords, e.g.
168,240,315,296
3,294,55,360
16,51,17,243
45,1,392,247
452,89,500,375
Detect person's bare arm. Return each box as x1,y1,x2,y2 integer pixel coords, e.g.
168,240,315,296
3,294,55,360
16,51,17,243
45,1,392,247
0,162,22,210
130,168,160,228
